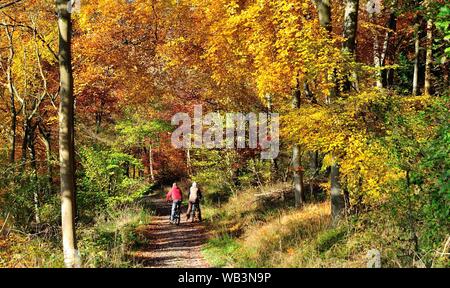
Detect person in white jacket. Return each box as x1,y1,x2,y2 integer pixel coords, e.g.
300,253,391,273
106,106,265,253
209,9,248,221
186,182,203,222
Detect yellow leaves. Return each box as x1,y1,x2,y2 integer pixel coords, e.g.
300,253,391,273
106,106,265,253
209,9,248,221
187,0,344,99
301,2,310,11
360,20,395,35
338,134,403,206
46,116,59,125
121,0,408,212
225,1,240,15
281,89,410,207
322,154,334,170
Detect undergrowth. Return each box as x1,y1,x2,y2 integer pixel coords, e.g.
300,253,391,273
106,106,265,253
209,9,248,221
0,205,152,268
202,184,450,268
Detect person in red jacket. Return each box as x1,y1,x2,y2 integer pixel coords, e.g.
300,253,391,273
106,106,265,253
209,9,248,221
166,183,183,223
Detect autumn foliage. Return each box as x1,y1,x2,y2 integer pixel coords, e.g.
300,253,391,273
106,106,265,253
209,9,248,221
0,0,448,268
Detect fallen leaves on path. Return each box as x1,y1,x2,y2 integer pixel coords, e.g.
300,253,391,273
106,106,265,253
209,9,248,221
132,197,210,268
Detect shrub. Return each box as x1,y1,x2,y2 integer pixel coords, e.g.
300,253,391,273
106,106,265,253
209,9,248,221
77,146,147,220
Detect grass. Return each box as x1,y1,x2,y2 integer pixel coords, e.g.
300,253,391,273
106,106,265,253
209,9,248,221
0,233,65,268
202,184,335,267
202,234,240,267
78,205,152,268
201,183,448,268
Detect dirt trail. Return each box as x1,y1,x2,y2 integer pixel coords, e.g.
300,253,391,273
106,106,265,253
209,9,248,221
133,196,210,268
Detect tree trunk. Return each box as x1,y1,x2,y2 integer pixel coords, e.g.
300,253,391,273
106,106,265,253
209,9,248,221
381,2,398,87
333,0,359,222
186,148,191,176
5,26,17,165
39,124,53,194
29,126,40,224
342,0,360,91
309,151,319,200
444,58,449,89
21,119,30,169
374,35,383,88
413,24,420,96
95,112,101,134
314,0,335,102
314,0,350,219
9,110,17,164
424,19,433,96
342,0,359,55
331,159,344,223
265,93,278,176
95,99,104,135
125,161,130,178
369,5,383,88
149,144,155,182
315,0,332,33
292,145,304,207
57,0,79,268
291,79,304,207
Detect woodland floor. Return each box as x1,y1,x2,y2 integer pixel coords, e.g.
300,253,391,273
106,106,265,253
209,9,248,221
132,196,210,268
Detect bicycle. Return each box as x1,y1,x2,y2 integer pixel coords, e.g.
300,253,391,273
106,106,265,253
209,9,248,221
170,201,182,225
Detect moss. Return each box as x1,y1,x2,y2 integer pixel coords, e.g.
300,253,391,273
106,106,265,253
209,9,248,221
316,227,347,253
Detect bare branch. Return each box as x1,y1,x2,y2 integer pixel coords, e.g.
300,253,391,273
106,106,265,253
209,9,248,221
0,0,24,10
27,18,49,120
0,21,58,61
4,25,24,105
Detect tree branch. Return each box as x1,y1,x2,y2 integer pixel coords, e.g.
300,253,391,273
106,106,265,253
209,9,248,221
0,0,24,10
0,21,58,61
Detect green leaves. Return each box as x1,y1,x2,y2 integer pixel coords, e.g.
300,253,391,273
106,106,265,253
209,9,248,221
384,96,450,262
435,5,450,56
78,146,145,217
115,116,172,149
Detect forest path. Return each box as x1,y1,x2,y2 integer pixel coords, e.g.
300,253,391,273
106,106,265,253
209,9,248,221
132,196,210,268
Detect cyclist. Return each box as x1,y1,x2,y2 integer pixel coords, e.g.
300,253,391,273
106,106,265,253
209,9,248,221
186,182,202,222
166,183,182,223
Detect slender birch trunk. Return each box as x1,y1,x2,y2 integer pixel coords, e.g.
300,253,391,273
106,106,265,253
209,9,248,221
149,144,155,182
5,27,18,165
29,126,40,224
374,31,383,88
57,0,79,268
368,1,383,89
424,19,433,96
292,79,304,207
413,24,420,96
